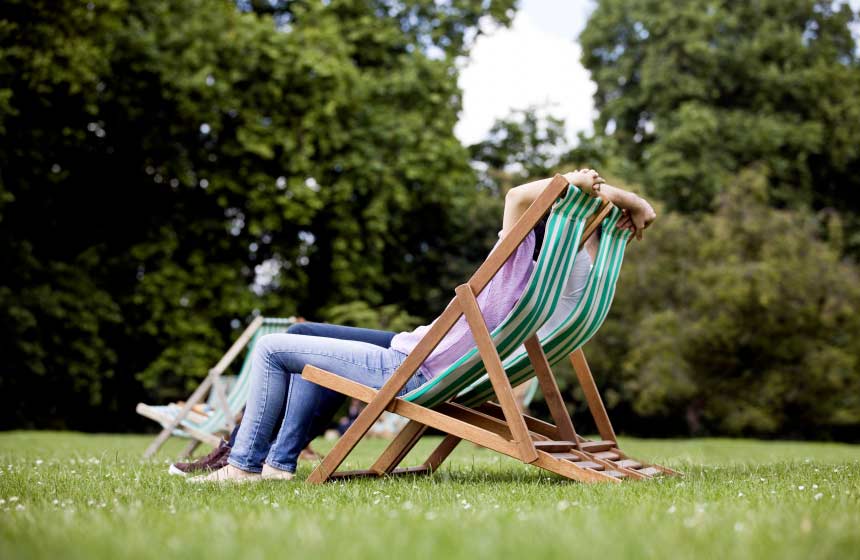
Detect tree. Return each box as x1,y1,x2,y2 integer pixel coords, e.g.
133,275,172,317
582,168,860,439
579,0,860,228
0,0,515,429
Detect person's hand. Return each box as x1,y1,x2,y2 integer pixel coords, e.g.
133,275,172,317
616,196,656,240
563,168,605,195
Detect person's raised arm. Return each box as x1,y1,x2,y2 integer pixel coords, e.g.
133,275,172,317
562,172,657,240
501,169,603,237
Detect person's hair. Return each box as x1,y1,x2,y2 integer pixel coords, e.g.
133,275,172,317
532,218,601,262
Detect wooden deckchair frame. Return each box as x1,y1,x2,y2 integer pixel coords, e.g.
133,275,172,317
137,316,266,458
301,175,677,483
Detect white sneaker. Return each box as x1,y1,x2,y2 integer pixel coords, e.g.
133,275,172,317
187,465,261,484
261,464,295,480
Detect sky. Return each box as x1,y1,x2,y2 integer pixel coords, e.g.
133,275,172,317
455,0,860,148
455,0,595,146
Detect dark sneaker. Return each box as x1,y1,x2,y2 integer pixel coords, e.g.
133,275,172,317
168,440,231,477
299,444,323,461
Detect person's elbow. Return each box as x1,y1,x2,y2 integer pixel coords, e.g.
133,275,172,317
505,185,528,208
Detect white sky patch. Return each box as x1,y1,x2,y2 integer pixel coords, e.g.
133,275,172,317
455,0,596,147
457,0,859,147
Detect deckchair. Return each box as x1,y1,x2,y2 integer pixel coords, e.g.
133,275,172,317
136,316,296,458
302,175,675,483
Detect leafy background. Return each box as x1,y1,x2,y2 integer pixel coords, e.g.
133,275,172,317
1,0,858,440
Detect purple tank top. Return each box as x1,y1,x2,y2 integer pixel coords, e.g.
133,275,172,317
390,230,536,379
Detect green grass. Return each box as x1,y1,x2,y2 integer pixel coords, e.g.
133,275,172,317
1,432,859,559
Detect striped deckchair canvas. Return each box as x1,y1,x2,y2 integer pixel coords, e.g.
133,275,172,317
455,205,631,408
136,316,296,458
398,183,603,408
301,175,676,483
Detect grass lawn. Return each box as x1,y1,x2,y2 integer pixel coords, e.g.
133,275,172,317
1,431,859,559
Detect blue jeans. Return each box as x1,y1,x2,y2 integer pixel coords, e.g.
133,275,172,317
226,322,396,447
228,329,425,473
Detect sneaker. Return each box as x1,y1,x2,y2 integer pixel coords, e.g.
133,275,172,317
261,464,295,481
187,464,261,484
299,444,323,462
168,440,231,477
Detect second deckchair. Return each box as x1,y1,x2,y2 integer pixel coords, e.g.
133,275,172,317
301,175,672,483
136,316,296,458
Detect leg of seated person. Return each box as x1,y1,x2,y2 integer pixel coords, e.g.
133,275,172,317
286,322,396,348
227,333,427,475
226,322,395,448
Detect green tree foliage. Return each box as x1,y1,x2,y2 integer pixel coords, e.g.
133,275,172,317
579,0,860,225
475,108,860,440
0,0,515,429
583,168,860,439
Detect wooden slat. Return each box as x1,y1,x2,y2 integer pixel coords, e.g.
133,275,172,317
435,403,514,438
603,470,627,478
301,366,522,469
456,284,538,464
581,200,613,242
551,455,604,470
424,434,462,471
328,466,432,480
578,440,616,452
593,451,621,460
615,459,643,469
532,451,619,483
477,402,560,439
533,440,576,452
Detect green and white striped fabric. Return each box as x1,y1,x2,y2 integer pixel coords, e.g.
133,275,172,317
402,186,603,408
455,206,632,408
149,317,296,437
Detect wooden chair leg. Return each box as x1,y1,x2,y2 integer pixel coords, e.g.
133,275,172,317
142,374,214,458
569,348,617,443
524,335,580,445
423,434,462,471
456,284,538,464
306,301,465,484
181,439,202,458
370,420,428,474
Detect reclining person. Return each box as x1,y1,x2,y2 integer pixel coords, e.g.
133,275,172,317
189,171,655,482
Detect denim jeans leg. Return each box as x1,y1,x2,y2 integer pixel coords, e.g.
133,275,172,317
227,336,290,472
265,366,426,470
286,322,396,348
232,333,423,472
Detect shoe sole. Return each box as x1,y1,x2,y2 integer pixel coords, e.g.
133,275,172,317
186,475,262,484
168,464,188,477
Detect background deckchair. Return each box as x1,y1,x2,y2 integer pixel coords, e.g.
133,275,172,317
136,316,296,458
301,175,674,483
